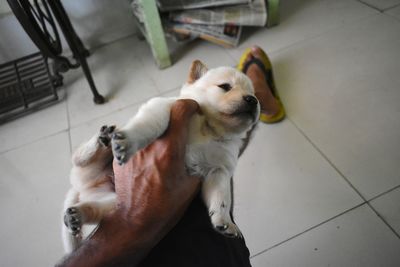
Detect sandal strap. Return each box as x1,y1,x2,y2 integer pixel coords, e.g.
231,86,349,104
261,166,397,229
242,57,276,98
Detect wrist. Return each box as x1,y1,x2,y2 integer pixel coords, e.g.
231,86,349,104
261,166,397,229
58,211,163,267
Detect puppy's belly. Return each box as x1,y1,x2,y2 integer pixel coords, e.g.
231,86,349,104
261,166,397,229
70,164,113,192
185,142,236,178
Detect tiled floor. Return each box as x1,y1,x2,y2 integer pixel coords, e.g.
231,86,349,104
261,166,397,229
1,0,400,266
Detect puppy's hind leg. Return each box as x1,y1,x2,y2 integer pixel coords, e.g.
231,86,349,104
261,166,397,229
67,192,117,225
72,125,115,167
63,191,116,253
62,188,81,253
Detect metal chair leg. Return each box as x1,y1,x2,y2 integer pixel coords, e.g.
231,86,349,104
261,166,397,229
79,57,105,104
48,0,105,104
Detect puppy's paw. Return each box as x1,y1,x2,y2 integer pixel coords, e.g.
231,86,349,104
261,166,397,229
98,125,116,147
111,131,131,165
210,212,243,238
64,207,82,236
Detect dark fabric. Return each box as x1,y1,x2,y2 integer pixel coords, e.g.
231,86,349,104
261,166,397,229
139,194,252,267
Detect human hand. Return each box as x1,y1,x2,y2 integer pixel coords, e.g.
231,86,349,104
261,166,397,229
59,99,201,267
112,98,201,236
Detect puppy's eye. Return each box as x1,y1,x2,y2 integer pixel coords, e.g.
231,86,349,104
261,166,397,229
218,83,232,92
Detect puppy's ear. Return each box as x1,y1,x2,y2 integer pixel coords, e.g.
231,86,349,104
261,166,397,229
187,60,208,84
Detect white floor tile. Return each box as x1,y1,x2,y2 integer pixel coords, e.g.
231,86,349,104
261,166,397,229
272,14,400,199
234,120,363,255
227,0,377,60
0,132,71,267
0,95,68,154
360,0,400,11
66,37,159,127
370,187,400,235
251,205,400,267
385,4,400,20
133,39,236,93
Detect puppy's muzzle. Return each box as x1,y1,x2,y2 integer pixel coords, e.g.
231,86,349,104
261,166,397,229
232,95,259,121
243,95,258,108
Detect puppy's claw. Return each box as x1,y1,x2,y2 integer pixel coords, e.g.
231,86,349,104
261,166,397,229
216,224,229,231
115,146,126,153
99,125,116,147
112,132,124,140
211,214,242,239
64,207,83,235
66,207,77,214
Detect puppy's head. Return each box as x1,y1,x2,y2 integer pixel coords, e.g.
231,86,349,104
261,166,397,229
180,60,260,135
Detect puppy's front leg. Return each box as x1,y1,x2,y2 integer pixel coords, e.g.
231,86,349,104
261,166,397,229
202,168,242,238
112,97,177,164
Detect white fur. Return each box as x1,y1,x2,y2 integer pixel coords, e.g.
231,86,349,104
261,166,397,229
62,64,259,253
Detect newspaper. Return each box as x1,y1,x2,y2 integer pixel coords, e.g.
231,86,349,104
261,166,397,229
131,0,144,23
131,0,247,48
167,22,242,48
157,0,250,12
169,0,267,26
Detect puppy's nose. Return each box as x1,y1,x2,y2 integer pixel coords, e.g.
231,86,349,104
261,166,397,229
243,95,258,106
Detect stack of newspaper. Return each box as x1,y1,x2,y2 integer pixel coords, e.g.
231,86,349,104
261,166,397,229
131,0,268,48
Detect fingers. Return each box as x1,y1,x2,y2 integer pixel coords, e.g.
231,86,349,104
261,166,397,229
113,99,199,179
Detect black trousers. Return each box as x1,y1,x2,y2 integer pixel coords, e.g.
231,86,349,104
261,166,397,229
139,194,252,267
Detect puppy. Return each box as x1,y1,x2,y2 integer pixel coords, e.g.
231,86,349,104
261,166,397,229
62,60,260,253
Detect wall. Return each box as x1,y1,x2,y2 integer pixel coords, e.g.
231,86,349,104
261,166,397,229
0,0,137,63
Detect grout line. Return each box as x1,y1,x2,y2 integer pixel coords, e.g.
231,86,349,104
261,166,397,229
287,118,367,200
131,45,163,95
0,85,180,156
88,33,139,54
228,8,381,62
271,13,379,56
367,184,400,202
250,203,367,258
0,129,69,155
357,0,400,12
65,90,73,156
68,85,181,131
365,185,400,238
366,202,400,238
68,93,158,130
61,33,139,58
356,0,383,11
383,3,400,11
286,117,400,240
384,12,400,22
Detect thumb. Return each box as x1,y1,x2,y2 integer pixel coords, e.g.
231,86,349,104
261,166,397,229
163,99,199,142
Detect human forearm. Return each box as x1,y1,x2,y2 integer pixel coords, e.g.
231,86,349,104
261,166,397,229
58,214,164,267
58,191,196,267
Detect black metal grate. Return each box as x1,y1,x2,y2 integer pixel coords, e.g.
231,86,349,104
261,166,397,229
0,52,60,124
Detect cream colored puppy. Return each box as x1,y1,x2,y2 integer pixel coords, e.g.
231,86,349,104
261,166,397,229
62,60,259,253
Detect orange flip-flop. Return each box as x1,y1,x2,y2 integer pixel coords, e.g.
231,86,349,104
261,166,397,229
237,48,285,123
